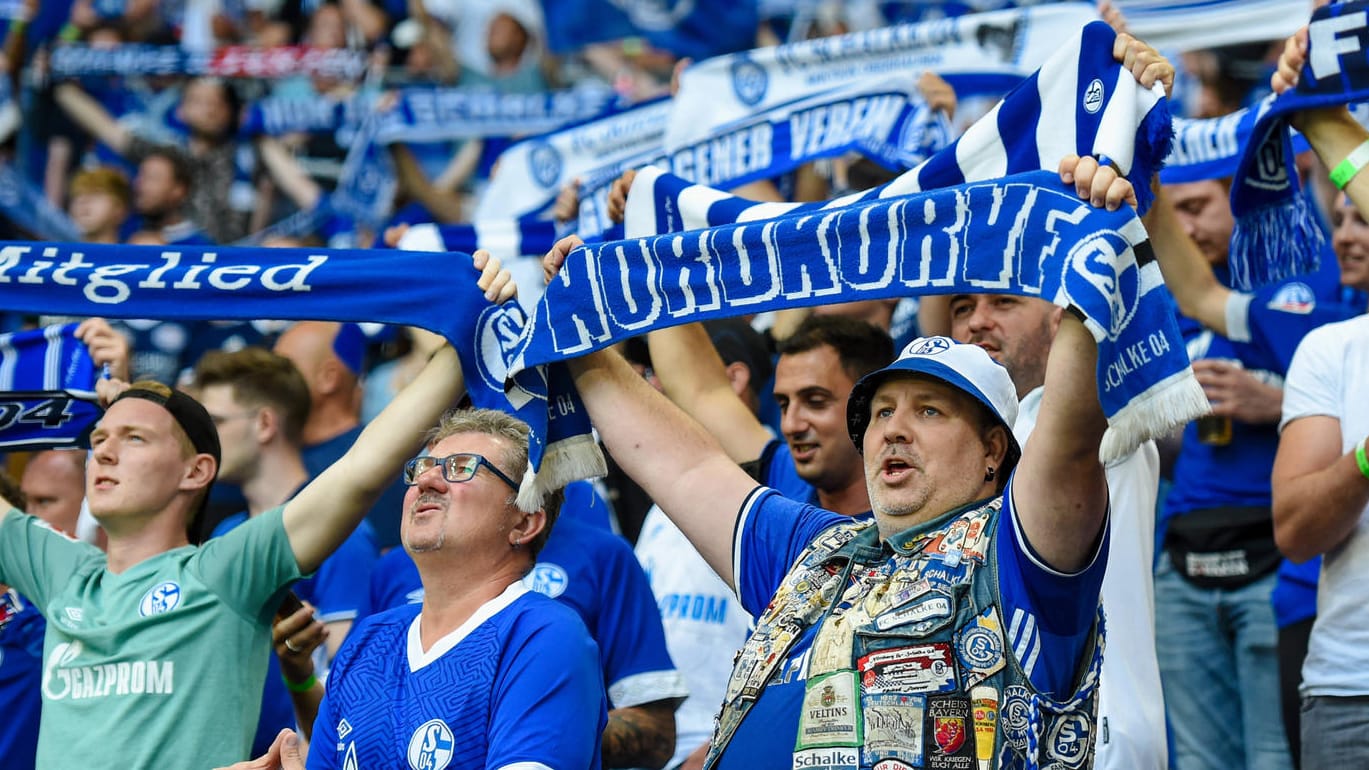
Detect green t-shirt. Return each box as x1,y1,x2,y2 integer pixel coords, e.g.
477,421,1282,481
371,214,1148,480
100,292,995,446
0,505,302,768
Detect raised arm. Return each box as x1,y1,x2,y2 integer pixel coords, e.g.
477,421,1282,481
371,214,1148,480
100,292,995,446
1009,313,1110,571
54,83,133,156
1273,26,1369,218
281,252,514,573
255,137,323,211
645,324,774,464
567,343,757,588
1142,183,1232,334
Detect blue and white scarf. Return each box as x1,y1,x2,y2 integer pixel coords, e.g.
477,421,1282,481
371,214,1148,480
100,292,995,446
48,43,368,80
1215,0,1369,289
408,220,561,263
474,98,673,221
574,74,956,241
0,241,603,509
666,2,1097,151
372,85,619,145
1115,0,1303,53
0,324,102,451
624,21,1171,238
514,170,1207,461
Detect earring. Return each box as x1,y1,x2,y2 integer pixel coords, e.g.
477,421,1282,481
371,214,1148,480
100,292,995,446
511,539,521,550
984,466,996,482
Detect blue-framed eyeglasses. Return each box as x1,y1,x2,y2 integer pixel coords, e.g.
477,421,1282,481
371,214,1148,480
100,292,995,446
403,453,520,491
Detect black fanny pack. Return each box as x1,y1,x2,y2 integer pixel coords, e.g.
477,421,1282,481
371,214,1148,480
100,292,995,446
1165,506,1282,589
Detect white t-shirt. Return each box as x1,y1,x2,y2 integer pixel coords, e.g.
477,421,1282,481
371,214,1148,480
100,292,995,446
1015,387,1168,769
1280,314,1369,696
635,506,753,768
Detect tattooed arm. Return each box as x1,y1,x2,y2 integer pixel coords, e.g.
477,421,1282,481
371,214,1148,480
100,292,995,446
602,699,678,769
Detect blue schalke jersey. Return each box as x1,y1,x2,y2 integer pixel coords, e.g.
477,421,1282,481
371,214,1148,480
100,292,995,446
364,481,683,708
307,586,606,770
0,590,44,770
718,487,1107,768
1166,267,1359,518
759,438,819,505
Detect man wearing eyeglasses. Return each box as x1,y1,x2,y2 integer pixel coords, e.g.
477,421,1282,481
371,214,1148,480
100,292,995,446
300,408,608,770
0,254,518,768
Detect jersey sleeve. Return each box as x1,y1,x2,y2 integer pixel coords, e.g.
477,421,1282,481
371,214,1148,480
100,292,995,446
1226,285,1357,373
308,523,380,624
733,488,847,617
592,532,689,709
1280,323,1343,430
486,608,607,770
0,508,98,609
193,505,304,624
995,479,1110,700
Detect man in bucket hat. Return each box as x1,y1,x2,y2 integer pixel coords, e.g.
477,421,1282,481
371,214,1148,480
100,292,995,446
549,162,1129,768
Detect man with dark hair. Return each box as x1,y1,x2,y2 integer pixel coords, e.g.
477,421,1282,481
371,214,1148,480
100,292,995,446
0,255,514,766
192,346,379,756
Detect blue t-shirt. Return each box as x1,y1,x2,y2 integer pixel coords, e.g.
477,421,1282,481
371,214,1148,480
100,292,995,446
718,486,1108,768
364,482,684,709
1272,556,1321,629
758,438,818,505
212,511,379,756
302,425,408,550
307,589,607,770
1166,268,1358,518
0,590,43,770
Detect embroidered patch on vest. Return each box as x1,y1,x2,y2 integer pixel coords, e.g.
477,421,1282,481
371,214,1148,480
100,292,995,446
861,692,925,767
858,642,957,694
925,695,975,769
796,670,863,750
956,606,1006,688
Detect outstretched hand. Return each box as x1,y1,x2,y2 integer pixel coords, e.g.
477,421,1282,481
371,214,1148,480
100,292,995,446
1272,26,1309,94
213,729,305,770
543,235,586,284
1113,32,1173,98
606,169,639,224
1058,154,1139,211
472,250,518,304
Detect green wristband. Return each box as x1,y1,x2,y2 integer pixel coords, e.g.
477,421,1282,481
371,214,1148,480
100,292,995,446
1330,139,1369,190
283,673,317,693
1356,439,1369,481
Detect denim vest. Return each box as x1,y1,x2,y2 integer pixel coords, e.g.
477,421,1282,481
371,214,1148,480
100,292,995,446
706,496,1104,770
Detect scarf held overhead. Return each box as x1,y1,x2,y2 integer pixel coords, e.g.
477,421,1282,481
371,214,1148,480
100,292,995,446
1217,0,1369,289
0,241,601,509
515,170,1206,462
624,20,1171,241
0,324,101,450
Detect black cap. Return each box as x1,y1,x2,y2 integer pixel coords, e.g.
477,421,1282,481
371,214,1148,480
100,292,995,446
705,319,773,393
113,385,220,518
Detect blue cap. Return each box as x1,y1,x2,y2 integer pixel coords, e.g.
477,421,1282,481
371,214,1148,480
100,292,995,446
846,336,1021,469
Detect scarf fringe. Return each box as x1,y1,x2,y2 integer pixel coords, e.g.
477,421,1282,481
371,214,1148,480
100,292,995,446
1128,100,1175,216
1228,194,1326,291
1099,368,1209,463
515,432,607,513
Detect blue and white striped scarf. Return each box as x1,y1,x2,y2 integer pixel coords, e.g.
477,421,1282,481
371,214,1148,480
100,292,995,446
514,170,1207,461
0,241,603,509
0,324,102,450
624,21,1170,238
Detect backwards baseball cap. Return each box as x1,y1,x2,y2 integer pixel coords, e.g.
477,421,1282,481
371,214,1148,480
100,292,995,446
846,336,1021,473
112,383,221,517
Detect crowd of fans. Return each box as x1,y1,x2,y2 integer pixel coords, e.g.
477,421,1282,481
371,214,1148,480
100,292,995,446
2,1,1368,769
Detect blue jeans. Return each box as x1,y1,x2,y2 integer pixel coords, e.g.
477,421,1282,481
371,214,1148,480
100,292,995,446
1154,558,1292,770
1300,695,1369,767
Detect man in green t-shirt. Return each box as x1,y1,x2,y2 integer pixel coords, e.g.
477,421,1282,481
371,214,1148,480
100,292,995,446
0,253,516,768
